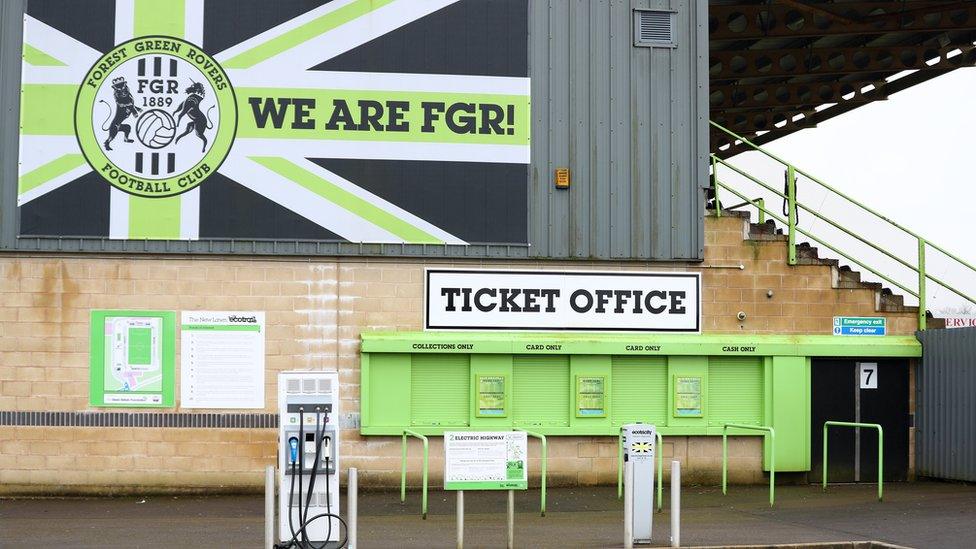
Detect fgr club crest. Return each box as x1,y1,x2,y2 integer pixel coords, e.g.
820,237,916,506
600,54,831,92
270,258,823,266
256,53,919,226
75,36,237,198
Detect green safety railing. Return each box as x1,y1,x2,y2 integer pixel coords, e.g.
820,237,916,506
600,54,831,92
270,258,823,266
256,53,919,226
400,429,429,519
722,424,775,507
710,121,976,331
823,421,884,502
617,428,664,513
515,429,548,516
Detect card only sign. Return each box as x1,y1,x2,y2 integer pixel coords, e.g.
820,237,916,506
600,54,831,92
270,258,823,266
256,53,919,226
425,269,701,332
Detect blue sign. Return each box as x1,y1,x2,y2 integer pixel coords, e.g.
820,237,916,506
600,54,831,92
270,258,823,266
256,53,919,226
833,316,886,336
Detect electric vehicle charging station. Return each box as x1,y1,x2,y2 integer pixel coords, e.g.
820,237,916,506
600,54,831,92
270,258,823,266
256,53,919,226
622,424,657,545
277,371,344,548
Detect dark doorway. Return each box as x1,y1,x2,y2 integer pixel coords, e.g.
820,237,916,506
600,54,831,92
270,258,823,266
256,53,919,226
811,359,910,483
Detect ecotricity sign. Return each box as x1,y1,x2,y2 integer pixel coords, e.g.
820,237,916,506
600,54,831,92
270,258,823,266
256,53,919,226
19,0,529,241
425,269,701,332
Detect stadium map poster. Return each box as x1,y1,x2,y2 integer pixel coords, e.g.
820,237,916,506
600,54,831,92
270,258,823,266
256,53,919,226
89,309,175,407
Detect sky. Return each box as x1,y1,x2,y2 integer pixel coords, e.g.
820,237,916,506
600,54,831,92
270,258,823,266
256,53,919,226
725,68,976,313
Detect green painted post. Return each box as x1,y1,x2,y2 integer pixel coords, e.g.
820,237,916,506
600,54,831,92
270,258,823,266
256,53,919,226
757,198,766,224
787,165,797,265
401,432,407,503
656,431,663,513
401,430,429,519
877,425,884,502
617,430,623,499
822,423,828,492
712,155,722,216
517,429,548,516
918,237,927,331
822,421,883,502
722,424,775,507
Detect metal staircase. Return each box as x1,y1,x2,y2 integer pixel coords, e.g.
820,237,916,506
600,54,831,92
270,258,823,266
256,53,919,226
709,122,976,330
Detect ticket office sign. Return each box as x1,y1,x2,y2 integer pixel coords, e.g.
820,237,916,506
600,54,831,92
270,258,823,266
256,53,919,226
444,431,527,490
426,269,701,332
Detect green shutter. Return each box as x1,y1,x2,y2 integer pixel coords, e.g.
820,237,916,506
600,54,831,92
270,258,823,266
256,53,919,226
410,354,470,426
708,356,764,426
513,355,570,427
611,356,668,425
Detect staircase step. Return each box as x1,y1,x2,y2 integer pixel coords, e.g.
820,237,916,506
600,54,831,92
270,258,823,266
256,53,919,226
797,257,839,266
879,302,918,314
749,220,778,235
796,242,820,260
726,213,919,319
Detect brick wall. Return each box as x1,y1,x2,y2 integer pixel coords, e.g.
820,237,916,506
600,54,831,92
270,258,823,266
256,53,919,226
0,214,918,494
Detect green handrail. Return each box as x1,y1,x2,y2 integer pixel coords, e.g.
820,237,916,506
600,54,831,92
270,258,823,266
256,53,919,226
714,181,920,298
515,428,548,516
823,421,884,502
714,157,921,275
400,429,429,519
722,197,766,224
710,120,976,330
617,427,664,512
722,424,775,507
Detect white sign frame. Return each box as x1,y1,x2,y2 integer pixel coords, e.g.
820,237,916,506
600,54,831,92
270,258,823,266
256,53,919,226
859,362,878,389
444,431,528,490
180,311,266,409
425,269,701,333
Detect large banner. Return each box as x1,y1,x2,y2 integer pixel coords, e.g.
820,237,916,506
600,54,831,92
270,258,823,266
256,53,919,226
18,0,529,243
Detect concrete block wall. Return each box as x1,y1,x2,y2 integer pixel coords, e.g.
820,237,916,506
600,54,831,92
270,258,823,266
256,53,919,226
0,214,918,494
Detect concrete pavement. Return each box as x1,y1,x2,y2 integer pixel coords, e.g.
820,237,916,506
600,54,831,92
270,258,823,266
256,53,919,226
2,482,975,548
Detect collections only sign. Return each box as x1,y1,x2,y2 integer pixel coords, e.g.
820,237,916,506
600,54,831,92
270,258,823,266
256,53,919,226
19,0,529,243
425,269,701,332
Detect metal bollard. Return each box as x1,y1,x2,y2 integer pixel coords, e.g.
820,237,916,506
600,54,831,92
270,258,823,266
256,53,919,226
507,490,515,549
265,465,274,549
348,468,358,549
457,490,464,549
671,461,680,548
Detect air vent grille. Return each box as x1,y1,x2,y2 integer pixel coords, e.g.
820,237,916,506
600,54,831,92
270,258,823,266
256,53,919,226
634,10,675,47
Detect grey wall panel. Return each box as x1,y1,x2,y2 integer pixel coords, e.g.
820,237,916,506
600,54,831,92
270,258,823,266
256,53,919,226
916,327,976,482
0,0,25,251
527,0,707,260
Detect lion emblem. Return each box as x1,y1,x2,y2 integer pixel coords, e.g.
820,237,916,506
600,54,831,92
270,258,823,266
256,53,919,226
172,82,216,152
99,77,142,151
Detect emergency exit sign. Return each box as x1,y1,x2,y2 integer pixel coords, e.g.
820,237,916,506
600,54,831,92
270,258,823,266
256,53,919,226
833,316,886,336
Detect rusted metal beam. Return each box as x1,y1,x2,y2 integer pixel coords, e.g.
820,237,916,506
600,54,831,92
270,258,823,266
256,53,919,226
709,3,976,40
710,44,976,80
711,80,885,110
711,66,957,157
776,0,859,26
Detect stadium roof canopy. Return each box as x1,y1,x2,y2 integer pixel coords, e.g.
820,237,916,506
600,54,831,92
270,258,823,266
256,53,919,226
709,1,976,156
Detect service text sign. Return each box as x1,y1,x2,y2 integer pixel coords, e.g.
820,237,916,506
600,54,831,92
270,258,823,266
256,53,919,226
425,269,701,332
444,431,527,490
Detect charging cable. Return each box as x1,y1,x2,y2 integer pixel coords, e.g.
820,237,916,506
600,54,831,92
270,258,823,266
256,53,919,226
276,408,349,549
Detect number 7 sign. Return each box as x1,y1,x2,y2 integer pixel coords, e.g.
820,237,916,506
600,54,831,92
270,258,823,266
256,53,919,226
859,362,878,389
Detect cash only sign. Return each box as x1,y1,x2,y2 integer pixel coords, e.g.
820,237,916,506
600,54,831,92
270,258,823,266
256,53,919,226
425,269,701,332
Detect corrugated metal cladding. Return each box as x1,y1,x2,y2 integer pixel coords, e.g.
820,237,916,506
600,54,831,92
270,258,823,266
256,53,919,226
529,0,708,260
0,0,707,260
915,328,976,482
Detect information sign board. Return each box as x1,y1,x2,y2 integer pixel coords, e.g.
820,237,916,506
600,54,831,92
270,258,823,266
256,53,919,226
674,375,703,417
476,375,507,417
444,431,527,490
833,317,886,336
89,310,175,407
